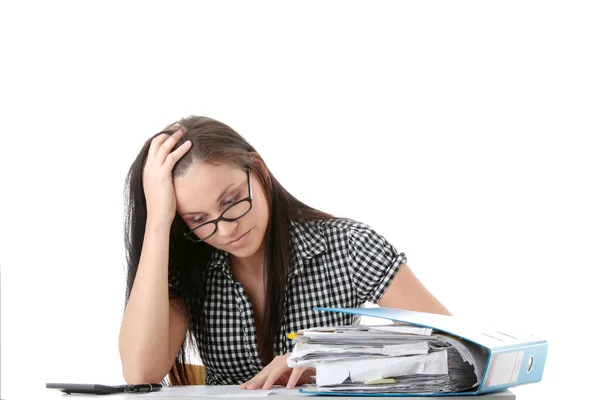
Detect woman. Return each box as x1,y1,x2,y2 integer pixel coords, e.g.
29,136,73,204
118,116,450,390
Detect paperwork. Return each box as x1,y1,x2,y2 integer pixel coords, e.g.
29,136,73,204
139,385,299,397
287,324,482,394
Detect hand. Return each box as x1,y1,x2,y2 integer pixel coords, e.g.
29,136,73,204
240,353,315,390
142,125,192,226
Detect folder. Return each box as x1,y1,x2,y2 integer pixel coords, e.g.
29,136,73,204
297,307,548,396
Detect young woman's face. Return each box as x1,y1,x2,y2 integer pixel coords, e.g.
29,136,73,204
174,161,270,259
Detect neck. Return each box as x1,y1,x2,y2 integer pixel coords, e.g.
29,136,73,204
229,239,266,273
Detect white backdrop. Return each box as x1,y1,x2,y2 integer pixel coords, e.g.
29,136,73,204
1,1,598,399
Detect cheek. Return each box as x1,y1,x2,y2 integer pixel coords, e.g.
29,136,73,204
254,196,270,224
182,218,196,231
204,237,220,248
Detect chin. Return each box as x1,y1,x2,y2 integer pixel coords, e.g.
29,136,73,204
227,242,259,259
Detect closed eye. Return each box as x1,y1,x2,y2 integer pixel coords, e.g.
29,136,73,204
191,215,206,224
190,193,242,224
222,193,241,207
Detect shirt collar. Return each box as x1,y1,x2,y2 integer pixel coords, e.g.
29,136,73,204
288,219,327,279
290,219,327,260
207,248,228,271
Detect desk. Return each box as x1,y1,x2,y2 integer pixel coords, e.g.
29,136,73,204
32,386,516,400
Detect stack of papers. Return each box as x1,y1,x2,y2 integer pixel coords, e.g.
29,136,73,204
287,324,485,395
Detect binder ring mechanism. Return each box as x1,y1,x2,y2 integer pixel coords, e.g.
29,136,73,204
527,355,535,374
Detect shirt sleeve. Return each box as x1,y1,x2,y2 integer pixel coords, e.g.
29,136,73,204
347,223,407,304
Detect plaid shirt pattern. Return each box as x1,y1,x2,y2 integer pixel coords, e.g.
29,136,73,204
168,218,406,385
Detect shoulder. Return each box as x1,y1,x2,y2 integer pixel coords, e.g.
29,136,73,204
314,218,384,246
311,218,400,260
291,217,381,255
293,217,374,236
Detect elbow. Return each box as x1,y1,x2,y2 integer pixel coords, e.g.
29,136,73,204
121,354,169,385
122,366,166,385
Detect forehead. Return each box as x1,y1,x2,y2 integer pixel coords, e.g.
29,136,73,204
174,161,245,212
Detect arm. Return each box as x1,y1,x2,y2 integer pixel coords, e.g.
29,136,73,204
119,128,192,384
378,264,451,316
118,222,189,384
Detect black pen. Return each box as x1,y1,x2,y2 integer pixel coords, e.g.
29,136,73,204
124,383,163,393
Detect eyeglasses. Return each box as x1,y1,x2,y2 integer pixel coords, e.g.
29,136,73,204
183,169,253,243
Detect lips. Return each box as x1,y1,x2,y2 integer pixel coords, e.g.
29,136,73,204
224,230,249,245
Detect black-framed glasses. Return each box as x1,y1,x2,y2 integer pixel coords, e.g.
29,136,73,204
183,169,253,243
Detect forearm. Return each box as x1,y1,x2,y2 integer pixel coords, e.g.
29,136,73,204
119,221,172,383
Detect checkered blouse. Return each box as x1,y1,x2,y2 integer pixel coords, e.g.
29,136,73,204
168,218,407,385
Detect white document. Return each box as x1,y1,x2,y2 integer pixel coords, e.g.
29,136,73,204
437,334,487,383
139,385,299,397
296,324,432,337
316,349,449,387
289,341,430,367
370,325,433,336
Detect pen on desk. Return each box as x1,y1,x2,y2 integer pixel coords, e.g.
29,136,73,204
124,383,162,393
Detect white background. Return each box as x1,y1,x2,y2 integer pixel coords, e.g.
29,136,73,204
1,1,598,399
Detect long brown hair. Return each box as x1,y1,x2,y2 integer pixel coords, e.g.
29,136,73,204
123,116,335,384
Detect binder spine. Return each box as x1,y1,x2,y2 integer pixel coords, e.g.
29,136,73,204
478,341,548,394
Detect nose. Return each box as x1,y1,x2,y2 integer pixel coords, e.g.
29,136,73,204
217,220,239,239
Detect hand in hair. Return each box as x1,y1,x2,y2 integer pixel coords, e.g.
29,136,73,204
142,125,192,227
240,353,314,390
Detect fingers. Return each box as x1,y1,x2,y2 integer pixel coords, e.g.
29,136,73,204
240,369,262,389
240,374,260,390
155,127,187,163
286,367,308,389
242,367,306,390
148,133,169,158
262,367,288,390
240,367,274,390
164,140,192,169
241,355,291,390
148,122,179,157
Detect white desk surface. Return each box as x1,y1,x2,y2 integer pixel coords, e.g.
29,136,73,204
19,386,517,400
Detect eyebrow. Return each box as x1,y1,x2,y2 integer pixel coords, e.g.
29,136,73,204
181,182,240,217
